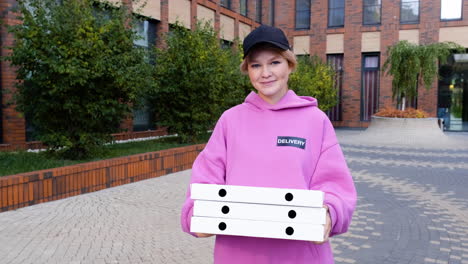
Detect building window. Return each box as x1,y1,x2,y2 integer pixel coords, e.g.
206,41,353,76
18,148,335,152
328,0,345,27
441,0,463,20
133,20,157,49
240,0,248,16
326,54,344,121
400,0,419,24
363,0,381,25
269,0,275,26
361,54,380,121
221,0,231,9
133,20,157,131
295,0,311,30
256,0,262,23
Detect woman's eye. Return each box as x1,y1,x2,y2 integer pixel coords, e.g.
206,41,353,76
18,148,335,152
250,64,261,68
271,61,281,65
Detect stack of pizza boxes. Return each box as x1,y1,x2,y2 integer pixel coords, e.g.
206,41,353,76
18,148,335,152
190,183,326,242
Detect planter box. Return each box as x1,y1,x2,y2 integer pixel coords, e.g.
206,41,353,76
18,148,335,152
367,116,443,136
0,144,205,213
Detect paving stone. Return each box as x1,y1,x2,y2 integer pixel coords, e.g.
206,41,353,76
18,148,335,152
0,130,467,263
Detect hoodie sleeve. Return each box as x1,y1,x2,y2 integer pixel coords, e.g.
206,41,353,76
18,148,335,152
309,117,356,237
181,115,227,237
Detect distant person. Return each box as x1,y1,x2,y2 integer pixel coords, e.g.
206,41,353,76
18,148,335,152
181,25,356,264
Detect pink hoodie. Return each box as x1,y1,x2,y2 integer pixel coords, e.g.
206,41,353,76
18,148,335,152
181,90,356,264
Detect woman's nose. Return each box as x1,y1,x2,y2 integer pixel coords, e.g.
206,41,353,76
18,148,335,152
261,66,272,77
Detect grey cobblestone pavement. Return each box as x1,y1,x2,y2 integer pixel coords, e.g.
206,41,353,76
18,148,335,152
0,130,468,264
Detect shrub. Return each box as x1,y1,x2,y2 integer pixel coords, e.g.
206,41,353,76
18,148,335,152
288,55,338,111
149,21,249,143
374,107,429,118
4,0,152,159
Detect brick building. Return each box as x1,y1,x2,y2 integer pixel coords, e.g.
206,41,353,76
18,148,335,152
1,0,468,149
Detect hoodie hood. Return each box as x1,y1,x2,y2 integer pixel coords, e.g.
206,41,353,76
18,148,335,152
244,90,318,111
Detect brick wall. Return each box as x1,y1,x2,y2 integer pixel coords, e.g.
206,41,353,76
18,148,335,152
2,0,468,144
0,144,205,212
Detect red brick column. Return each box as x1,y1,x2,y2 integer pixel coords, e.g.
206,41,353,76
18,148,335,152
379,0,400,110
1,0,26,145
156,0,169,49
341,1,364,127
418,0,441,117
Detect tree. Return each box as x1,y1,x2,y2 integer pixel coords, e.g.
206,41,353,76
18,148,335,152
149,21,249,143
4,0,152,159
382,40,463,110
289,55,338,111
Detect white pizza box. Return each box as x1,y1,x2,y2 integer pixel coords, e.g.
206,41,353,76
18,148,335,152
191,183,324,207
190,216,325,242
193,200,326,224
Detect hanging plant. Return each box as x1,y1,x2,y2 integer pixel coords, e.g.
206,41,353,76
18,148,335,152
382,40,464,110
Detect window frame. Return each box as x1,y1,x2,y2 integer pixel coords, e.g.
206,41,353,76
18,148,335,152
400,0,420,24
362,0,382,26
328,0,345,28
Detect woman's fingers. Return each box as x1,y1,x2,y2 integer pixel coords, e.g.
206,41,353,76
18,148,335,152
313,205,331,244
195,233,214,238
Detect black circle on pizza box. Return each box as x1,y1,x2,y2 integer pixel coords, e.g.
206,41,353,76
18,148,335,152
285,193,293,201
219,222,227,231
219,189,227,197
286,227,294,235
221,206,230,214
288,210,296,219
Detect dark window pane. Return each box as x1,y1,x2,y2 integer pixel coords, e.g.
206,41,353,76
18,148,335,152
329,0,345,8
326,54,344,121
361,54,380,121
363,5,381,24
240,0,247,16
296,0,310,9
329,8,344,27
221,0,231,9
296,10,310,29
296,0,310,29
401,1,419,23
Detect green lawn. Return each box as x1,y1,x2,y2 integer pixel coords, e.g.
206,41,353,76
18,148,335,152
0,136,208,177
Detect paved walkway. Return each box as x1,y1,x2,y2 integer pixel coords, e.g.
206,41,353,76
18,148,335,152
1,130,468,264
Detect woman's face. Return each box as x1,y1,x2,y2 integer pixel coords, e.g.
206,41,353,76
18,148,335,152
247,49,292,105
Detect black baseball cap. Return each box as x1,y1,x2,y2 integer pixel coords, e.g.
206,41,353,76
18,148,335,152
242,25,290,58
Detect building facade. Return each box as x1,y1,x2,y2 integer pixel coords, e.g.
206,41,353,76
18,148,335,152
1,0,468,149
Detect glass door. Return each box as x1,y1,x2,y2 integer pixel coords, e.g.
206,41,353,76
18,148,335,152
438,54,468,131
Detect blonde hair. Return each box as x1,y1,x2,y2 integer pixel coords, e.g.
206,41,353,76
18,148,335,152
240,44,297,74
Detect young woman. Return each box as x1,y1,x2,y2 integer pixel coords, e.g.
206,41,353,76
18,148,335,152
181,25,356,264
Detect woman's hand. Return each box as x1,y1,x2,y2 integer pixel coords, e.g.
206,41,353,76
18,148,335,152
313,205,331,244
195,233,214,238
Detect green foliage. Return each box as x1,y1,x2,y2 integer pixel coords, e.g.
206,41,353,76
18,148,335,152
4,0,152,159
289,55,338,111
383,40,464,108
149,21,249,143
